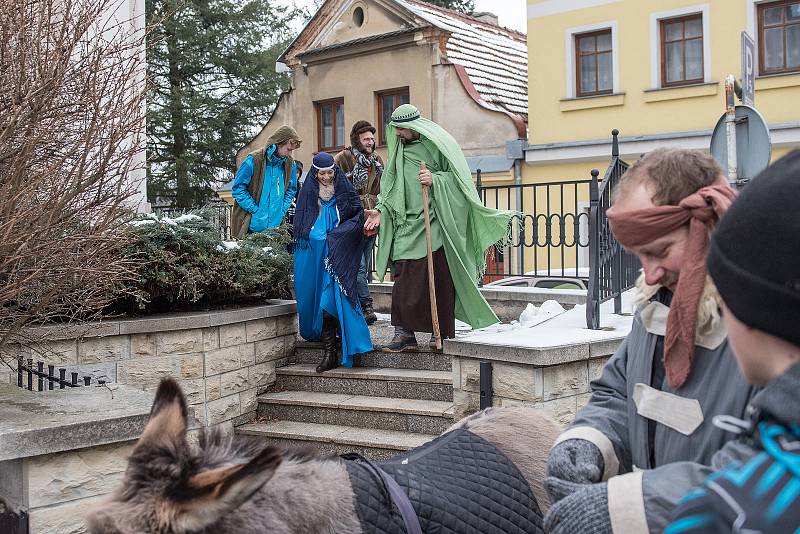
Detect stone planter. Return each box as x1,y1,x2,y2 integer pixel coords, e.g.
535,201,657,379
0,384,158,534
443,303,633,427
2,300,298,432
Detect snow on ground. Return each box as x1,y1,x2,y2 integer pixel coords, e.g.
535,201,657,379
375,289,635,349
457,290,636,348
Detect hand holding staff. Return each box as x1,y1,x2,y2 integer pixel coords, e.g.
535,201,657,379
420,161,442,351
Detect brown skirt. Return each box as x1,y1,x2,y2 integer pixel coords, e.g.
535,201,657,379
391,247,456,338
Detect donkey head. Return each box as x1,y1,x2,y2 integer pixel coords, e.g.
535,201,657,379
87,378,283,534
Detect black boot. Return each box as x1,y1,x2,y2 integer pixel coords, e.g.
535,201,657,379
316,317,339,373
362,301,377,325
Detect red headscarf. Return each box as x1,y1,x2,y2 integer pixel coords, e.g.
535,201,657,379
607,180,737,388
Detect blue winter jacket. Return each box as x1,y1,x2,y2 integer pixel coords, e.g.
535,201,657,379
232,144,297,232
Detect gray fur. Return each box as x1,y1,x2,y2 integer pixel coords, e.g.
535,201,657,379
87,382,559,534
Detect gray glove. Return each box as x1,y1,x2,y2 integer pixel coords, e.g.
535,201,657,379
544,478,612,534
546,438,604,492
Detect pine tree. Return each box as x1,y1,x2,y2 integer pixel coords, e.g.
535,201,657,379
146,0,301,207
422,0,475,14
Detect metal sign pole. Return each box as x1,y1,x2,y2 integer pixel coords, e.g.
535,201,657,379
724,75,738,186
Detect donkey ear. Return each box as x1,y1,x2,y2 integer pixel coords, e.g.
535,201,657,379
138,378,189,446
173,447,283,531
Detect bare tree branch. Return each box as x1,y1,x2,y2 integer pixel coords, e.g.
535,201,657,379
0,0,148,364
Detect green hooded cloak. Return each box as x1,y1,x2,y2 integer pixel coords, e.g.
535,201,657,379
374,104,514,330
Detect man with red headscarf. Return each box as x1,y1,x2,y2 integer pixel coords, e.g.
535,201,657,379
544,149,759,534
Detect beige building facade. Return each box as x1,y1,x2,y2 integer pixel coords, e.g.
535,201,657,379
233,0,528,184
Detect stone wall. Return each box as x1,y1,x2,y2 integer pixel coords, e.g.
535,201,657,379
451,355,611,427
4,301,297,431
0,384,156,534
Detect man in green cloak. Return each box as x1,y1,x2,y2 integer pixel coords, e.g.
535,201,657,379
364,104,513,352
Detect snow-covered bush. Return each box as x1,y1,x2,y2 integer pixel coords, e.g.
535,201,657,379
108,213,292,315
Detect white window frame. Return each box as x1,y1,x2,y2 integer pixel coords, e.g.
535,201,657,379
746,0,800,75
565,21,619,98
650,4,711,88
747,0,761,73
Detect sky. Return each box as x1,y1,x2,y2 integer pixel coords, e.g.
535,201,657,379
279,0,527,34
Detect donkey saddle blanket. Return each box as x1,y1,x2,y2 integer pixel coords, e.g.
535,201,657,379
344,428,544,534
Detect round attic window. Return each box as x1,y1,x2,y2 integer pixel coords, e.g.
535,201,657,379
353,7,365,27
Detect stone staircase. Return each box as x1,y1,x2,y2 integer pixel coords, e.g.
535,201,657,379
237,320,455,460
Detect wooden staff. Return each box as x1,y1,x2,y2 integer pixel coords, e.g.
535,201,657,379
420,161,442,351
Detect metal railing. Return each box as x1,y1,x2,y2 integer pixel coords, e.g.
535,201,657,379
476,174,592,282
585,130,640,329
16,358,105,392
153,199,232,240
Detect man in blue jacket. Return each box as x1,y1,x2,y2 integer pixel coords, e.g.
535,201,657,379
231,125,300,239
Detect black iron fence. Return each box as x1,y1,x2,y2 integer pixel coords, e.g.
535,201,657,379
477,175,592,282
16,358,104,392
472,130,640,329
585,130,640,329
153,199,232,240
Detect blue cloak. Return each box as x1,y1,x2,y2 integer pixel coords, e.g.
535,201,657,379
294,196,373,366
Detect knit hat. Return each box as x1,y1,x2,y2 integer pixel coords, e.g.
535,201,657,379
267,125,301,147
707,150,800,347
311,152,334,171
350,120,376,148
389,104,422,126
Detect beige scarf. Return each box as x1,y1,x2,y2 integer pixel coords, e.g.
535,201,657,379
318,181,334,204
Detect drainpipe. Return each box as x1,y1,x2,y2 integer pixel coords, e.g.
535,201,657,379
513,157,523,275
507,139,525,275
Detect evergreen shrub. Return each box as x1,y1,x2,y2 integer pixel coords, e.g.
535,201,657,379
110,211,292,315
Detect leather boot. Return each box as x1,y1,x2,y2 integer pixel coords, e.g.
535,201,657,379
316,317,339,373
362,302,377,325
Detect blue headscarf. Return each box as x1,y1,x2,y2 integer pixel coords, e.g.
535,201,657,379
293,153,364,303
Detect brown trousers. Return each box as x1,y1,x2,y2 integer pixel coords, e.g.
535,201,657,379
391,247,456,338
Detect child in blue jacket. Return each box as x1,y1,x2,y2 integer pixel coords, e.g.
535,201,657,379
666,151,800,534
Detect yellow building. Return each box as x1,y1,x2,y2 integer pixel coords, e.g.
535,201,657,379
520,0,800,274
526,0,800,172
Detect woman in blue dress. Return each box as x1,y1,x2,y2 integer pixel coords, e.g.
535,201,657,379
293,152,373,372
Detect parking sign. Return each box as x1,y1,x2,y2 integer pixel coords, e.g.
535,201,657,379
742,31,756,106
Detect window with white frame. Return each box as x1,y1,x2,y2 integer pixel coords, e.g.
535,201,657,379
661,14,704,86
566,22,618,98
575,29,613,96
758,0,800,74
651,6,710,89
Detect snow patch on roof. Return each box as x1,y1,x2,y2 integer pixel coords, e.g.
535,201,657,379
397,0,528,122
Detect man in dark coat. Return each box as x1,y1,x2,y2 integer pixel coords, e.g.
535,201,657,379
335,121,384,325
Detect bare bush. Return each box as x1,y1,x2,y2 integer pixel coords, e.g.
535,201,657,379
0,0,147,360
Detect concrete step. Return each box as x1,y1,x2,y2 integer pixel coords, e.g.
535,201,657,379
274,363,453,402
237,420,435,461
257,391,455,434
294,342,451,371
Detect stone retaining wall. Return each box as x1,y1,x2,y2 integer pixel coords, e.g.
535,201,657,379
445,320,628,427
3,301,297,431
451,354,611,427
0,384,157,534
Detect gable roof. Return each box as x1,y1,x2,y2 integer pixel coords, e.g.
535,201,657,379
280,0,528,129
396,0,528,122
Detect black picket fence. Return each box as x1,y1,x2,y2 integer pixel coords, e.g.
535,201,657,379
16,358,104,392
